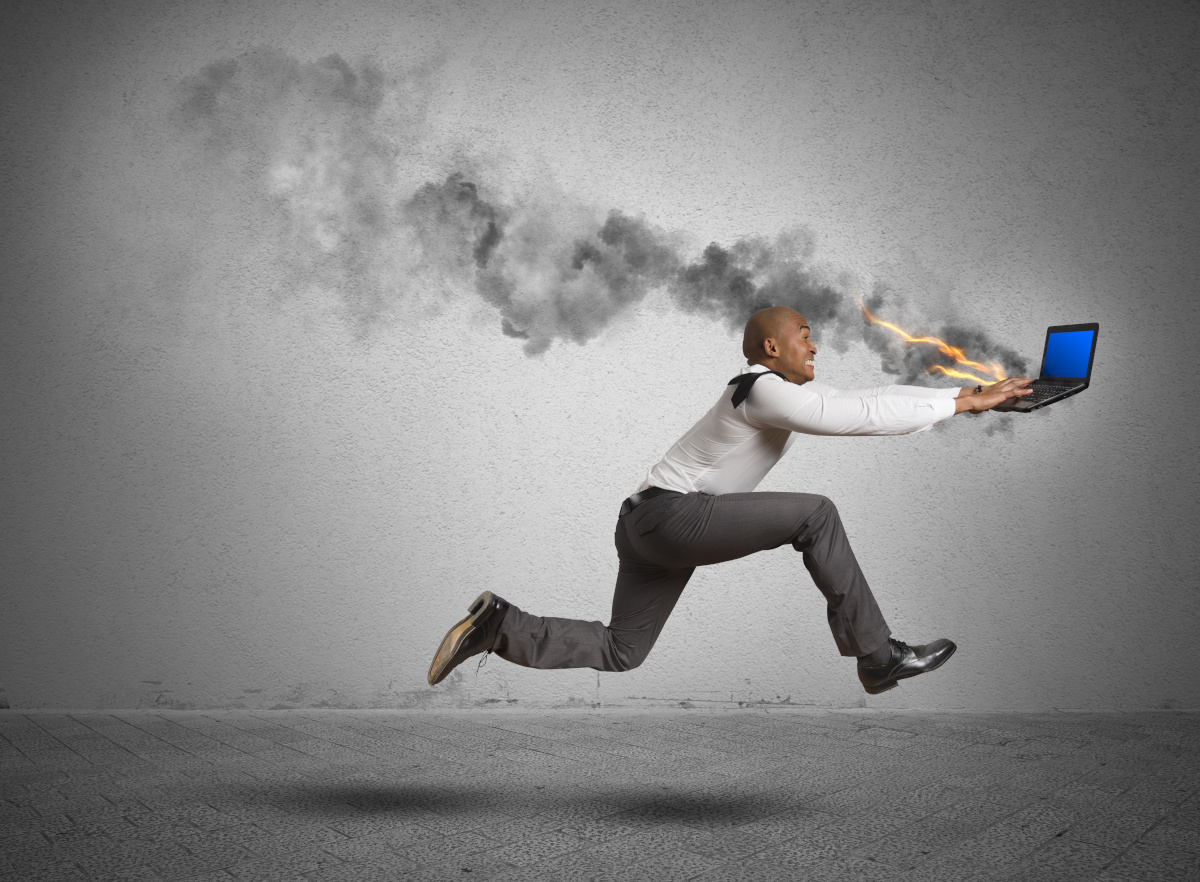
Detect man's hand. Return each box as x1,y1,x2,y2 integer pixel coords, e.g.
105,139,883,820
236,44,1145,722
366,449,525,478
954,377,1035,414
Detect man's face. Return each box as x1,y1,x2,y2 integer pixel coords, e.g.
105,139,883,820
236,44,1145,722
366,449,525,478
773,314,817,384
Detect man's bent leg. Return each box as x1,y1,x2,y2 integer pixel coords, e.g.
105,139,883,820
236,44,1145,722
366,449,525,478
788,495,891,658
627,492,890,658
606,559,694,671
491,606,612,670
491,514,693,672
493,562,692,672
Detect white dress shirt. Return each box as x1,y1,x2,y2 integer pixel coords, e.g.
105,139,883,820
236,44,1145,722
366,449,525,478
638,364,959,496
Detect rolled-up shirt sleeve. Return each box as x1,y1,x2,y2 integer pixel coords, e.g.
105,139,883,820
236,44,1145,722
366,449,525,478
745,378,958,436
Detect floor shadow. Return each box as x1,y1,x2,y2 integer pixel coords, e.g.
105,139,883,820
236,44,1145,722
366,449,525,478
192,779,807,823
603,790,804,825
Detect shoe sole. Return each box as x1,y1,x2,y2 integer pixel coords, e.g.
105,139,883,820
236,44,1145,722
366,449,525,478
427,591,494,686
863,643,957,695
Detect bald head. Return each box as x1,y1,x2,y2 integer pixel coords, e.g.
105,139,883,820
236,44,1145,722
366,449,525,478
742,307,807,361
740,306,817,384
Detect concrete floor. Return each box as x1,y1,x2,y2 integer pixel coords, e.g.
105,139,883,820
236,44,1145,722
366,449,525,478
1,709,1198,881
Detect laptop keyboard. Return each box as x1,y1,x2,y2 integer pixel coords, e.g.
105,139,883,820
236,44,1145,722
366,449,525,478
1026,383,1075,404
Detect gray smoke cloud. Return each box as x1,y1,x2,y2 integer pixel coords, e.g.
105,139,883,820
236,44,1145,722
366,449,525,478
178,48,1027,377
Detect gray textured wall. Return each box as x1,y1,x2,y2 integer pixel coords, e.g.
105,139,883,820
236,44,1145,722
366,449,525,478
2,0,1198,711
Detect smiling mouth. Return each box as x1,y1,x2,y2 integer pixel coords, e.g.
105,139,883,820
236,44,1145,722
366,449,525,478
805,360,814,366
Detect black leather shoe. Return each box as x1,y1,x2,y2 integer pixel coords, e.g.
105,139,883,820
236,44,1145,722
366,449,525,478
427,592,510,686
857,638,956,695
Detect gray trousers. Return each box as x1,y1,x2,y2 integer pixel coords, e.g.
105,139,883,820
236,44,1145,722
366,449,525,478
492,491,892,672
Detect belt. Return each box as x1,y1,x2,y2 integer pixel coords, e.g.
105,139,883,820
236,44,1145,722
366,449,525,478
619,486,678,516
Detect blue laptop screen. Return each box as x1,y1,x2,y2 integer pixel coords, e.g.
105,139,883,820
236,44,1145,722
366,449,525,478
1042,329,1094,378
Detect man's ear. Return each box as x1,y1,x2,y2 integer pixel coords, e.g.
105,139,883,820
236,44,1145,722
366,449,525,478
763,337,779,357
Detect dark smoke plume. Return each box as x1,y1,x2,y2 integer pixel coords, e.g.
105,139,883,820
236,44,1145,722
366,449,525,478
177,48,1026,378
673,233,854,351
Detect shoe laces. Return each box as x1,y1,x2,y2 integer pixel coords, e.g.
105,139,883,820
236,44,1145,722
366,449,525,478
476,650,490,675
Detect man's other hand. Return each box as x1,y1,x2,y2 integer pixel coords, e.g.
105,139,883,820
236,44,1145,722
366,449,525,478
955,377,1035,414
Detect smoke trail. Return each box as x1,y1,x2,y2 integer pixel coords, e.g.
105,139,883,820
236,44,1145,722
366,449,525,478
177,48,434,327
404,176,682,353
177,48,1025,377
673,232,855,351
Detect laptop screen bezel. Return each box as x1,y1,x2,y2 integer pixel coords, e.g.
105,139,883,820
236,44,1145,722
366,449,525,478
1039,323,1099,383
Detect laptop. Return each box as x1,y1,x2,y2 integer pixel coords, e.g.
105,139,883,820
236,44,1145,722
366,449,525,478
994,322,1099,412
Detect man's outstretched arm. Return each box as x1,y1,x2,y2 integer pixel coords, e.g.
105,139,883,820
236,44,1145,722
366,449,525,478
746,374,1035,435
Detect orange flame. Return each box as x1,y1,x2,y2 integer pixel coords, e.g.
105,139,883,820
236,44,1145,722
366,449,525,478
927,364,999,385
860,303,1007,385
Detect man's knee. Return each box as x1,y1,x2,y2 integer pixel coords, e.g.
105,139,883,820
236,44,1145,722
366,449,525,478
792,494,841,550
606,635,649,672
808,494,844,525
811,493,836,513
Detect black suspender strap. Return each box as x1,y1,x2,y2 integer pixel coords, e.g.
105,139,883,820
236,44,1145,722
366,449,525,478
727,370,789,408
